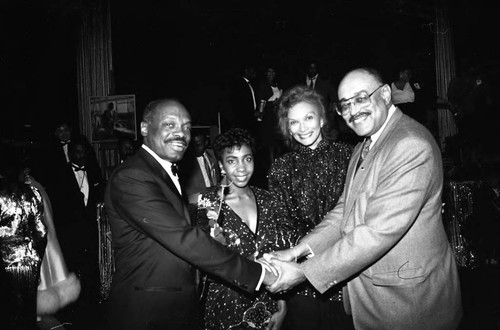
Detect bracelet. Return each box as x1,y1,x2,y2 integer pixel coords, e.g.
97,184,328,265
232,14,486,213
292,246,298,263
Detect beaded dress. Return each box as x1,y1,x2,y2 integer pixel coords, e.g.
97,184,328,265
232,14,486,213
1,183,47,329
267,139,353,300
197,185,291,330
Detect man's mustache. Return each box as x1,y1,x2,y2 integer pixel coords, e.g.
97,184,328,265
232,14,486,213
165,137,188,146
349,111,370,123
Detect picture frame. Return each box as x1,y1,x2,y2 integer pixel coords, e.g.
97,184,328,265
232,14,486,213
90,95,137,143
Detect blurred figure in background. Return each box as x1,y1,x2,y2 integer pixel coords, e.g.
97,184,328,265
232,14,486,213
180,132,221,221
254,64,284,188
118,136,137,164
1,143,80,329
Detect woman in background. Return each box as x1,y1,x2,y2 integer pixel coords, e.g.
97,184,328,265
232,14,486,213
254,65,284,188
0,144,80,329
267,85,354,330
196,128,289,330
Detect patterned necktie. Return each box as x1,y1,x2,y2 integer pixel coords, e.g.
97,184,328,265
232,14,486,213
203,153,215,186
356,137,372,173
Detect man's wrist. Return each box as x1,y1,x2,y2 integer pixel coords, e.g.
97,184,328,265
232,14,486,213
293,242,312,259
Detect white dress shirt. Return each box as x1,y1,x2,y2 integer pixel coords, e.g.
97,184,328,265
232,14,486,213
142,145,182,195
71,163,89,206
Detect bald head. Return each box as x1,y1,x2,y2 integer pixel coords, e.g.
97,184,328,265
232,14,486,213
338,68,384,100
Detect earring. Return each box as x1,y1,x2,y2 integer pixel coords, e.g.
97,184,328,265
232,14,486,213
221,169,226,176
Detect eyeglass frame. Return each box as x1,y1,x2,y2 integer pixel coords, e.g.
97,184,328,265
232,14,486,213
336,84,385,116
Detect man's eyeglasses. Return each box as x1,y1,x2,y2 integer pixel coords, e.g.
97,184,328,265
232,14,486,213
336,84,385,116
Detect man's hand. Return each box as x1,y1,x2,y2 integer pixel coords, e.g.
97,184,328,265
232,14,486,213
266,259,306,293
263,248,295,262
264,243,311,263
266,300,286,330
257,258,279,286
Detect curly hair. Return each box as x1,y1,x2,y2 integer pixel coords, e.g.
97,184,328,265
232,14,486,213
276,85,329,150
213,128,256,161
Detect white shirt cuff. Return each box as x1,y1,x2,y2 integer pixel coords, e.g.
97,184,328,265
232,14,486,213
255,264,266,291
305,243,315,258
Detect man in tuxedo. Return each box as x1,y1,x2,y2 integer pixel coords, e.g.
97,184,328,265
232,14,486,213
222,64,258,135
180,132,220,220
43,135,104,326
41,121,99,186
267,68,462,329
304,61,336,109
303,61,342,138
104,98,277,329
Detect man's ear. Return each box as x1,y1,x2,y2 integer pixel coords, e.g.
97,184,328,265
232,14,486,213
381,84,392,105
140,121,148,137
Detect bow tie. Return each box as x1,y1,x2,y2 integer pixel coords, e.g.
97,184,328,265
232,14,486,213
171,163,179,176
72,164,86,172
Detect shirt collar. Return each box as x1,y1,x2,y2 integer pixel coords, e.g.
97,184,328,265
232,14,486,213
142,144,176,177
307,74,318,81
369,104,396,149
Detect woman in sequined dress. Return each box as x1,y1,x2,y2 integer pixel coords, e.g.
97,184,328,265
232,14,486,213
1,145,80,329
196,128,290,330
1,151,48,329
267,85,354,330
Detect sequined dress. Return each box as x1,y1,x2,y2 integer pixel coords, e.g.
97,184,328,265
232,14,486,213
1,184,47,329
197,186,291,330
267,139,353,300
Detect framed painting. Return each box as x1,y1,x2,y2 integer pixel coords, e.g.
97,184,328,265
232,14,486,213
90,95,137,142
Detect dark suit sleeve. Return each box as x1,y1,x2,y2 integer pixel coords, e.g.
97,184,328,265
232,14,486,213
109,166,262,292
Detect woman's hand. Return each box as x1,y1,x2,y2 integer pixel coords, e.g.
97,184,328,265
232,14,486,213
267,300,287,330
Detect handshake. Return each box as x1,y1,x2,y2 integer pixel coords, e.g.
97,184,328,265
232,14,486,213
257,243,310,294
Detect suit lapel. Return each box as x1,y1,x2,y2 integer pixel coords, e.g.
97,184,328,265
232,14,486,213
343,109,404,222
138,149,192,225
138,148,184,199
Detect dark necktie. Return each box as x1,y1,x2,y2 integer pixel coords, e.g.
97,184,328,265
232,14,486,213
356,137,372,173
171,163,179,177
309,78,315,89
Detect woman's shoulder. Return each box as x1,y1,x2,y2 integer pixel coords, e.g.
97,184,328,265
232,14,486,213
268,152,296,176
273,151,296,164
330,140,355,154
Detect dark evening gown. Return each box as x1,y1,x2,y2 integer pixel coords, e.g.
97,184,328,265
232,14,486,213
197,185,291,330
267,139,353,300
1,184,47,329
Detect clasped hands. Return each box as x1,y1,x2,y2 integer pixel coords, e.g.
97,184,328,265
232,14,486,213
257,245,307,294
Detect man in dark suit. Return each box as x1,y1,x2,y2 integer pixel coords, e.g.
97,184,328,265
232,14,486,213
267,68,462,329
304,61,336,109
104,98,277,329
302,60,343,139
222,64,258,135
44,135,104,327
179,132,220,221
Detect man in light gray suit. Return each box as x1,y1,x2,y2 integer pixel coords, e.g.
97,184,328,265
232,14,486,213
266,68,462,329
